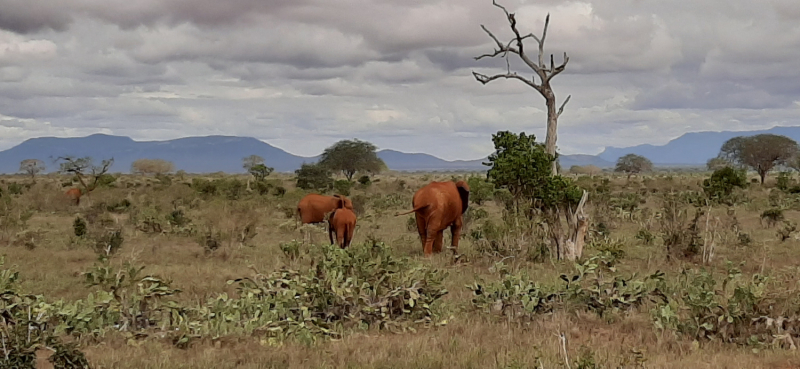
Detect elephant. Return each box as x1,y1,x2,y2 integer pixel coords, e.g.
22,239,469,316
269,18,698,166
396,180,469,256
296,194,354,225
65,188,82,205
328,207,357,248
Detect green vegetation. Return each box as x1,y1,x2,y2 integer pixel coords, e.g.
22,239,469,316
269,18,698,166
2,160,800,368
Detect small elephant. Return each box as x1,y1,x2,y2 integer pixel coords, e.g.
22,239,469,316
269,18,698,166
297,194,354,225
396,180,469,256
328,207,357,248
65,188,82,205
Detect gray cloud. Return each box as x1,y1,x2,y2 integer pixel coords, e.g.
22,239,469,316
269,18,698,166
0,0,798,160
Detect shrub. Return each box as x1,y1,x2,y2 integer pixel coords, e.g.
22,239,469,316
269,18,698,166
702,167,748,204
333,180,353,196
213,242,448,338
73,216,87,237
7,182,23,195
467,176,494,205
296,163,333,191
635,228,656,245
254,180,274,195
192,178,217,195
357,175,371,186
760,208,784,227
777,171,792,191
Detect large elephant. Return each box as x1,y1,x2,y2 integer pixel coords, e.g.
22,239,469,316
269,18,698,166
297,194,354,225
396,180,469,256
328,207,357,248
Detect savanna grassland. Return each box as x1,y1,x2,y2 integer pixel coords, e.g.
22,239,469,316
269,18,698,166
3,170,800,369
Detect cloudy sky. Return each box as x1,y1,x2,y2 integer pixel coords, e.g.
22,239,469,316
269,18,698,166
1,0,799,160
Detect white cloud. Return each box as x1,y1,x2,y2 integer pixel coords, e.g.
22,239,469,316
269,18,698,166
0,0,798,160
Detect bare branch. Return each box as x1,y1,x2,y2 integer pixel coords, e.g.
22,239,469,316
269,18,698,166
538,13,550,68
557,95,571,117
491,0,511,20
546,53,570,82
472,71,543,92
474,25,521,60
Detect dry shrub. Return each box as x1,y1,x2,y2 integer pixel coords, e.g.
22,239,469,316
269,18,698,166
196,200,260,249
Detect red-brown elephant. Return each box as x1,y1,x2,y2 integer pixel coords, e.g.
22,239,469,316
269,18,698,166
396,180,470,256
297,194,354,225
65,188,82,205
328,207,357,248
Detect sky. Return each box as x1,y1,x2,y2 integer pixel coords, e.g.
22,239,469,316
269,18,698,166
1,0,799,161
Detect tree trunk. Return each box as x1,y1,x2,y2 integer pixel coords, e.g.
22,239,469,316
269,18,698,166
550,190,589,261
544,88,559,176
759,170,766,184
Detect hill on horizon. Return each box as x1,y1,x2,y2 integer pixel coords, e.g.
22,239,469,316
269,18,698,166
0,134,611,174
598,126,800,164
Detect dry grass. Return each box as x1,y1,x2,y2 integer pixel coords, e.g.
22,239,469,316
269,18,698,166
3,171,800,368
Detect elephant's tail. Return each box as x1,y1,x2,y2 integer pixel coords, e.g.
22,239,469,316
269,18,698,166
395,204,428,216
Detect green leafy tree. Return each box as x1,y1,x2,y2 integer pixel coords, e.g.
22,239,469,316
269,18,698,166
702,167,748,204
295,163,333,191
614,154,653,178
318,139,386,181
718,134,799,184
248,164,274,182
484,131,586,260
242,155,264,171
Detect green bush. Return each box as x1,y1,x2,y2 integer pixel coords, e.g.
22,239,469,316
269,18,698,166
7,182,23,195
777,171,792,191
333,180,353,196
296,163,333,191
357,175,371,186
467,176,494,205
203,242,449,339
73,216,87,237
192,178,217,195
702,167,748,204
95,173,117,188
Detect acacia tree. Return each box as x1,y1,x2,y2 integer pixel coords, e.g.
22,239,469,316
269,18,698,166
318,139,386,181
242,155,264,171
485,131,587,260
57,156,114,194
614,154,653,179
131,158,175,175
242,155,273,182
473,1,570,175
718,134,798,184
19,159,45,182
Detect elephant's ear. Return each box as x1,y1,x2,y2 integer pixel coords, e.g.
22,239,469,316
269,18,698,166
456,181,470,214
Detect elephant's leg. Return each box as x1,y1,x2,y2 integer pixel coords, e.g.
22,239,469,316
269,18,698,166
422,229,437,256
450,217,463,254
337,228,346,248
415,214,427,248
432,230,444,253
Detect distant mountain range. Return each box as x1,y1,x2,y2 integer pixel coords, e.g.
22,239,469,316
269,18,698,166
2,126,798,174
0,134,608,174
598,126,800,165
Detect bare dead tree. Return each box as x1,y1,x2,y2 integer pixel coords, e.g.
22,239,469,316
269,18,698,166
473,0,570,175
